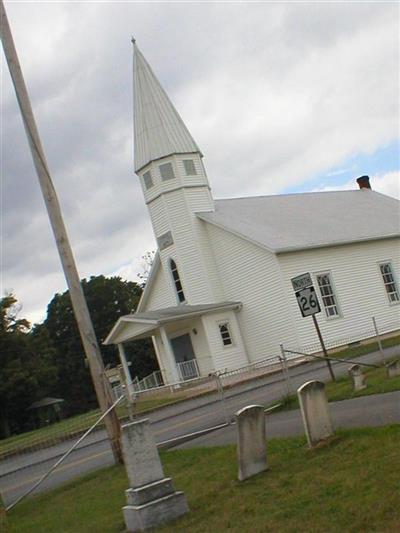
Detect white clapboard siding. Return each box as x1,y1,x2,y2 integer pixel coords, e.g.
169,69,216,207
206,224,298,361
201,310,249,372
185,189,225,302
277,237,400,350
160,188,215,303
141,154,209,206
144,261,175,311
148,195,170,237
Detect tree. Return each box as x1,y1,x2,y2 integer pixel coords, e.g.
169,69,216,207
43,276,158,416
137,250,155,288
0,295,57,438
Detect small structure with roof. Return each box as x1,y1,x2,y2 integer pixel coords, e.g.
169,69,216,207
27,397,64,428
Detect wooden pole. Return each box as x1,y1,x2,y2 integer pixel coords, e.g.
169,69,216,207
312,314,336,381
0,1,122,463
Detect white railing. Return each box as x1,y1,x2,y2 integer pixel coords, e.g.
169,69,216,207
132,371,164,392
177,359,200,381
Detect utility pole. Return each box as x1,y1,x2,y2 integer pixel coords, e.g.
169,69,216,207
0,1,122,463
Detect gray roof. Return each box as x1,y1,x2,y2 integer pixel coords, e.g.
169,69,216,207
27,397,64,410
121,302,241,324
103,302,242,344
197,190,400,253
133,43,201,172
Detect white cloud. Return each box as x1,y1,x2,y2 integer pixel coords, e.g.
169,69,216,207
313,170,400,199
2,2,399,322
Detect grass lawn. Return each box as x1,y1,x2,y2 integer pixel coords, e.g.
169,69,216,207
328,333,399,360
0,396,185,460
277,355,400,412
6,425,400,533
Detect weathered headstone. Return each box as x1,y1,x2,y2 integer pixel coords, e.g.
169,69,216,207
121,419,188,532
297,381,333,448
386,359,400,378
348,364,367,391
236,405,268,481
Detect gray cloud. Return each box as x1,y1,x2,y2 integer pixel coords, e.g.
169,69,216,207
2,2,399,323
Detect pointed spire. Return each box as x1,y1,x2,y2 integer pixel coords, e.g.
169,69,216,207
133,42,202,172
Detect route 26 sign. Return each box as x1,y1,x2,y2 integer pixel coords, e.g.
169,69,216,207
291,273,321,317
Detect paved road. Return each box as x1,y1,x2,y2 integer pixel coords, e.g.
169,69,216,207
1,346,399,506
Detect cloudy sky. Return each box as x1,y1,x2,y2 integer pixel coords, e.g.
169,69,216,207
2,1,399,325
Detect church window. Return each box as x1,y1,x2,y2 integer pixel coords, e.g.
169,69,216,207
316,273,339,318
170,259,185,303
143,170,153,190
183,159,197,176
379,262,399,303
219,322,233,346
159,162,175,181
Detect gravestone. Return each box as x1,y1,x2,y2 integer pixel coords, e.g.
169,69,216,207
348,364,367,391
121,419,188,532
297,381,333,448
386,359,400,378
236,405,268,481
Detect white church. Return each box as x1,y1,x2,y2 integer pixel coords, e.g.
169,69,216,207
105,43,400,385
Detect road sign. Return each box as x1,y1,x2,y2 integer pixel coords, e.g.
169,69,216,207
291,272,313,292
295,287,321,317
290,272,335,381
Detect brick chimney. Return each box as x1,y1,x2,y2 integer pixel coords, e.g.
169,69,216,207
356,175,371,190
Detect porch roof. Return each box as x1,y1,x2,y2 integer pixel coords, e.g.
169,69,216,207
103,301,242,345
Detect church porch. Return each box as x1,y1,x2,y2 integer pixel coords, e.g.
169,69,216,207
104,302,248,386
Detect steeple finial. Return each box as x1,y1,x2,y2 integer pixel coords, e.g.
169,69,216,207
131,36,136,45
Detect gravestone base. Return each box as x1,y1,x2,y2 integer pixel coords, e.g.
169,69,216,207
126,478,174,506
348,364,367,392
123,489,188,532
386,360,400,378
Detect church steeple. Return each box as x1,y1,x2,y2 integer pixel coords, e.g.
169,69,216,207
133,41,202,173
132,42,219,306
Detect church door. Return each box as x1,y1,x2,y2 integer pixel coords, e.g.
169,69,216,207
170,334,198,380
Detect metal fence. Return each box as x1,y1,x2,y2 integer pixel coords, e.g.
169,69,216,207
296,318,399,355
132,371,164,392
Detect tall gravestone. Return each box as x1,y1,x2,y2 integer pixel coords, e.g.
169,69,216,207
297,381,333,448
348,364,367,391
121,419,188,532
236,405,268,481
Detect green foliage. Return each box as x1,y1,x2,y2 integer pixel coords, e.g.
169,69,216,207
7,426,400,532
0,295,57,438
0,277,158,437
42,275,157,416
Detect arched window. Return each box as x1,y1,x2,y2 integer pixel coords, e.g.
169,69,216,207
170,259,185,303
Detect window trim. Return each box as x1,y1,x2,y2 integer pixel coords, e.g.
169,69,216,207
314,271,341,320
378,261,400,305
169,258,186,304
218,321,234,348
183,159,197,176
142,169,154,190
159,161,176,181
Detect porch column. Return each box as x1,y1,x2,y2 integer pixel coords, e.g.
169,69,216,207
117,343,135,401
159,327,180,383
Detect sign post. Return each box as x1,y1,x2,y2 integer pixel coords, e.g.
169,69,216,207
291,273,336,381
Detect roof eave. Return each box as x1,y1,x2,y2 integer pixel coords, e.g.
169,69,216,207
276,233,400,254
157,301,242,325
196,213,276,254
